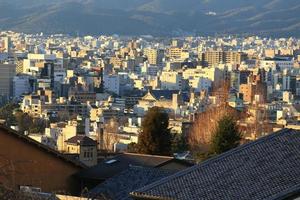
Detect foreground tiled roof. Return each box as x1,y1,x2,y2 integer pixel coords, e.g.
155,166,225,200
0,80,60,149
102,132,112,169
131,129,300,200
87,166,174,200
76,153,174,180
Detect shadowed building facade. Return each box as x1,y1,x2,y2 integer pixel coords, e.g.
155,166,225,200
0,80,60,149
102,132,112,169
0,125,86,195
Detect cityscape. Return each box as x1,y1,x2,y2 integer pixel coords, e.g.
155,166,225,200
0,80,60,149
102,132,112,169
0,1,300,200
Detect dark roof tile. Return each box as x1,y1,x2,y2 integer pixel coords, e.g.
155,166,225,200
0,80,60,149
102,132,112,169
65,135,97,146
75,153,174,180
131,129,300,200
151,90,189,102
87,166,174,200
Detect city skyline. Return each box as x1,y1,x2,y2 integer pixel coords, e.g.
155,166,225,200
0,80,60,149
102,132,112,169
1,1,300,199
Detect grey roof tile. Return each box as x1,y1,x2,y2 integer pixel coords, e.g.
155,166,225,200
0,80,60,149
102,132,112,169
76,153,174,180
87,166,174,200
131,129,300,200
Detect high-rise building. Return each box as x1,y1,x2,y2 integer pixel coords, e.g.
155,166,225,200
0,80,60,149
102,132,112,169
0,64,16,98
16,60,24,74
167,47,189,62
103,74,120,95
144,48,164,65
201,51,247,66
4,36,11,53
23,53,58,76
13,75,31,99
168,47,183,60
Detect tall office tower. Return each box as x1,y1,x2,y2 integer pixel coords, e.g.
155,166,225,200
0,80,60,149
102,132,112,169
16,60,24,74
4,36,11,53
0,64,16,99
13,75,31,99
40,63,55,89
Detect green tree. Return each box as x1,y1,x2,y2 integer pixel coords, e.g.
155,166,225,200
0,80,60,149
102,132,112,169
29,118,46,133
127,142,138,153
171,133,188,153
0,103,18,126
210,115,242,155
15,112,33,133
137,107,171,156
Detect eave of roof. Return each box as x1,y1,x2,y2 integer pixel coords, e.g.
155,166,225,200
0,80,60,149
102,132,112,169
130,192,174,200
75,153,175,180
0,125,87,169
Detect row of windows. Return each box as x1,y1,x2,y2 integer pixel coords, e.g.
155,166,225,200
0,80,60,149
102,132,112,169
83,151,94,158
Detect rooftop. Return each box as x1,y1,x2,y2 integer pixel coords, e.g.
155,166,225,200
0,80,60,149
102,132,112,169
131,129,300,200
76,153,176,181
65,135,97,146
87,166,174,200
0,125,87,169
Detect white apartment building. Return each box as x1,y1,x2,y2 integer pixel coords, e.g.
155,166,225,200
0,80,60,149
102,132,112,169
189,77,212,92
160,71,183,90
23,53,62,76
183,66,223,87
260,58,293,71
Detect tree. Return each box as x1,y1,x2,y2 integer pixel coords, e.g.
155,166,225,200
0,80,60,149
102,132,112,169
0,103,18,126
188,80,239,149
29,118,46,134
127,142,138,153
210,115,242,155
188,105,241,149
102,117,120,151
14,112,46,134
137,107,171,156
171,133,188,153
14,112,33,133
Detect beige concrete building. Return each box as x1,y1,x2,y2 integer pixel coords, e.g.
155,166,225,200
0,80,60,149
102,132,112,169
160,71,183,90
168,47,183,60
201,51,247,66
65,135,98,167
134,91,184,116
144,48,164,65
240,84,254,103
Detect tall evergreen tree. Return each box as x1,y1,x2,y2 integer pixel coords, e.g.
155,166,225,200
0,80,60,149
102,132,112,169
138,107,171,156
210,115,242,155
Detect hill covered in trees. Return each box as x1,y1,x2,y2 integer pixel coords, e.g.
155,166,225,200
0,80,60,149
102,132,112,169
0,0,300,36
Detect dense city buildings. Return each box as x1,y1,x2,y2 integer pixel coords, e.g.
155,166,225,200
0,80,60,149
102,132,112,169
1,30,300,199
0,32,299,142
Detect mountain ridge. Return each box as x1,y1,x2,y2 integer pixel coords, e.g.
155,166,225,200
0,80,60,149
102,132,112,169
0,0,299,36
